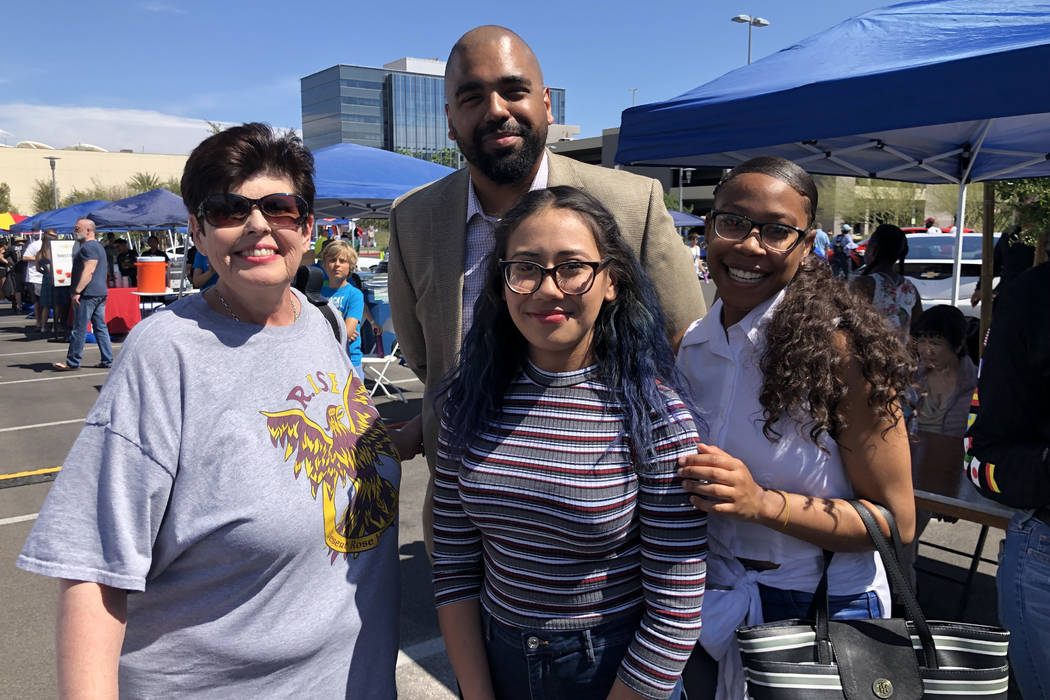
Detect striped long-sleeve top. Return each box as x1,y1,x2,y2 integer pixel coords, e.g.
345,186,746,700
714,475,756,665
432,363,707,699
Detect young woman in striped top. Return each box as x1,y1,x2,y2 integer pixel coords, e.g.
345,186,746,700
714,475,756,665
432,186,707,700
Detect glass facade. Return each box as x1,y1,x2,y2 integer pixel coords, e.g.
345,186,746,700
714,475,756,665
302,64,568,157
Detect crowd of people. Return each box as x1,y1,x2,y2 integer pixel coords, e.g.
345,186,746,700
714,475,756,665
11,23,1048,700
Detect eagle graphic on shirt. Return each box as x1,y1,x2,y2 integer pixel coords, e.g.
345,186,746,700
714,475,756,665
262,373,398,560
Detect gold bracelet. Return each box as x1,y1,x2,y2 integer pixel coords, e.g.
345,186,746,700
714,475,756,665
776,490,790,531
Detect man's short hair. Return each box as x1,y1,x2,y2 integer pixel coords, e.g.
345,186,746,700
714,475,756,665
181,122,315,224
321,239,358,267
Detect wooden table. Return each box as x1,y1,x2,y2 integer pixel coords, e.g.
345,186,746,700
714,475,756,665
911,431,1014,613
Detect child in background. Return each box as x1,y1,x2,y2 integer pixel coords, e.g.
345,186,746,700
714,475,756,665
321,240,365,378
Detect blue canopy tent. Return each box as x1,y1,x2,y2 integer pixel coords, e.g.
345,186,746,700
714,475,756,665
617,0,1050,305
312,142,455,218
8,210,51,234
88,188,188,229
670,210,705,228
11,200,111,235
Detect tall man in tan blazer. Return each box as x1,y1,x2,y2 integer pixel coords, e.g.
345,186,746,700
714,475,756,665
388,25,706,551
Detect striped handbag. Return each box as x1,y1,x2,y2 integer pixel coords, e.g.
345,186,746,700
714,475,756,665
736,501,1010,699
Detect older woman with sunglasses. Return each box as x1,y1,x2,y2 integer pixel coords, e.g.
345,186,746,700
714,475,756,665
17,124,401,698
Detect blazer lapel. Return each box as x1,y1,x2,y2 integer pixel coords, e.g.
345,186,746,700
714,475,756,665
428,170,469,360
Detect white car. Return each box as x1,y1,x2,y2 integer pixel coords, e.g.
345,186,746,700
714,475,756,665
903,233,999,317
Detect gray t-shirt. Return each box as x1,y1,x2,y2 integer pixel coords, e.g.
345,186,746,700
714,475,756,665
18,289,400,698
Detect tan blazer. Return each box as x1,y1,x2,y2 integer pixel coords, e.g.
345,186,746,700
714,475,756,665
387,151,707,550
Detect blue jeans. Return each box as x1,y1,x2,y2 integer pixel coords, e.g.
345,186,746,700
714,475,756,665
998,511,1050,700
758,583,883,622
481,607,686,700
67,294,113,368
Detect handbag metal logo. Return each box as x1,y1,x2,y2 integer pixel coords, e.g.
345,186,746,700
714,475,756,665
872,678,894,698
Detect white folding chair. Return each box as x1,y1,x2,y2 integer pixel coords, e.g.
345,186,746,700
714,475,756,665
360,306,407,403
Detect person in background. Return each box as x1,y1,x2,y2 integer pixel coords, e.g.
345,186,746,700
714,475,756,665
190,247,217,289
970,224,1035,308
901,305,977,583
433,186,705,700
924,216,942,234
676,157,915,698
20,123,403,698
0,237,11,308
314,227,334,257
35,230,58,336
52,219,112,371
967,260,1050,700
22,232,45,333
688,230,704,278
850,223,923,339
115,239,138,286
320,240,365,378
830,223,858,279
9,236,26,312
141,234,170,261
811,221,831,260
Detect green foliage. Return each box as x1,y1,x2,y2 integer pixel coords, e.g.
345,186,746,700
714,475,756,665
127,172,162,195
663,191,683,213
0,182,11,213
838,179,927,228
206,120,224,135
394,147,461,169
32,179,59,214
995,178,1050,247
162,176,182,196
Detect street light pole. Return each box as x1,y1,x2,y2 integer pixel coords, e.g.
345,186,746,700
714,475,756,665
678,167,695,213
731,14,771,64
44,156,60,209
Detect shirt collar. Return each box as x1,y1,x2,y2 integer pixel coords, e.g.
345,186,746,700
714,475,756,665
680,287,788,350
466,151,550,222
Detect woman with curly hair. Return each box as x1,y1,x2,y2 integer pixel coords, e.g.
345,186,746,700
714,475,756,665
433,186,707,700
676,157,915,698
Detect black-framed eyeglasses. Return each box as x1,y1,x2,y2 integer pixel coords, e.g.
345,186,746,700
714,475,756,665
708,210,807,252
197,192,310,229
499,258,612,295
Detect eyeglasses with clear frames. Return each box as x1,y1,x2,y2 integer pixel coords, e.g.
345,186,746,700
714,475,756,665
499,258,612,295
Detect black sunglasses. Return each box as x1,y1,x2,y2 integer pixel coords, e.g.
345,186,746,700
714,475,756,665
197,192,310,229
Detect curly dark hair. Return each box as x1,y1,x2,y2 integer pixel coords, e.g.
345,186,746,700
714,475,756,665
758,257,915,445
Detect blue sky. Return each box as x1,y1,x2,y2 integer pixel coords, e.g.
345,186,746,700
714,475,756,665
1,0,892,153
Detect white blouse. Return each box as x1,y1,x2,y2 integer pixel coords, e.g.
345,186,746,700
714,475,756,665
677,290,889,613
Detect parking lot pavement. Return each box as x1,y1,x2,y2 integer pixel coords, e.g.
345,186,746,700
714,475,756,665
0,305,1015,697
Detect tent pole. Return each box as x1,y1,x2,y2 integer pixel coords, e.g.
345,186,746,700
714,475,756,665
979,183,995,353
950,183,969,308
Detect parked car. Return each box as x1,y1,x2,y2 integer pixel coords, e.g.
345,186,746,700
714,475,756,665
902,232,998,317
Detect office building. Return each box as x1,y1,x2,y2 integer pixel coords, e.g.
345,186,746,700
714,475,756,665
301,58,568,156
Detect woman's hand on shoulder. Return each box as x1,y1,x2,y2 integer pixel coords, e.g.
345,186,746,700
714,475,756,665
677,443,779,522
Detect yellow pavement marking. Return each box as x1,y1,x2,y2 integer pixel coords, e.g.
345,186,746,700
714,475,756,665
0,466,62,481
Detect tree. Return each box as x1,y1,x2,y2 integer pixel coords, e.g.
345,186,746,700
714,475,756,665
162,176,182,196
127,172,162,195
0,182,11,213
663,191,684,213
32,179,59,214
206,120,224,135
394,147,461,169
995,177,1050,264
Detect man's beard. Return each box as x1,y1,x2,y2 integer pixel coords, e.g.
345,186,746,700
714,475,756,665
462,120,547,185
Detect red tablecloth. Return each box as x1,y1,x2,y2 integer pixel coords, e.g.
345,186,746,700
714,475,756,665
105,287,142,334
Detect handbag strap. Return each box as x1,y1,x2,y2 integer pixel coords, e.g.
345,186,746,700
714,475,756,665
848,500,938,670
